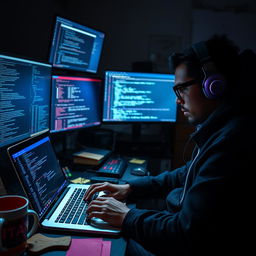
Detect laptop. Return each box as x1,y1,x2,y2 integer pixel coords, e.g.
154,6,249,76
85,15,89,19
7,133,120,235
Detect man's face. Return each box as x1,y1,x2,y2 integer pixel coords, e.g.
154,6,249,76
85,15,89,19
174,63,219,125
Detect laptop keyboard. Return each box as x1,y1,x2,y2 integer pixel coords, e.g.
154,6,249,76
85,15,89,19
55,188,98,225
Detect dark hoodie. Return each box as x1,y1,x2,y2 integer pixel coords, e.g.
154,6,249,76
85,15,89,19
122,104,255,255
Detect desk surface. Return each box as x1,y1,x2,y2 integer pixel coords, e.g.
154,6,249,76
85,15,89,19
10,156,163,256
25,232,126,256
24,158,144,256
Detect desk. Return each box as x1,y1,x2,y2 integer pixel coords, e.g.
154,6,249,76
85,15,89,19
19,156,164,255
32,167,129,256
26,233,126,256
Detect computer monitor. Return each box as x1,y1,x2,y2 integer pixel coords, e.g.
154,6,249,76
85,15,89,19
103,71,177,122
50,75,102,133
49,16,105,73
0,54,52,148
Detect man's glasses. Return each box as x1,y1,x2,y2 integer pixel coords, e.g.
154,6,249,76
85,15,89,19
173,79,198,100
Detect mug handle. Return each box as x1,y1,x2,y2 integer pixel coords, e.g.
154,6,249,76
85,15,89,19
27,209,39,238
0,218,5,251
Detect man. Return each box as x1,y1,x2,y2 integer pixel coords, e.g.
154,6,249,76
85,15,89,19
84,35,255,255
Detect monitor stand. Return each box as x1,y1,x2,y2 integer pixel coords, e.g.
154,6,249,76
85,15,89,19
132,123,141,140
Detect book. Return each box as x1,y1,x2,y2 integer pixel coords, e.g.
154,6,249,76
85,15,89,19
73,147,111,166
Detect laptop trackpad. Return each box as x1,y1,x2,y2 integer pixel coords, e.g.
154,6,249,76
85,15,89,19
90,217,118,230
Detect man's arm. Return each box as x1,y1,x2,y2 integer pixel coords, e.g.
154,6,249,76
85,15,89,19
127,165,188,199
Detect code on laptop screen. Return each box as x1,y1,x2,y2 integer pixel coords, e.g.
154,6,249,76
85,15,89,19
10,136,66,218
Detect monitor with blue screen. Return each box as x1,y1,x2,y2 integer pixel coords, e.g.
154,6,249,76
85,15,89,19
49,16,105,73
50,75,102,133
103,71,177,122
0,54,52,148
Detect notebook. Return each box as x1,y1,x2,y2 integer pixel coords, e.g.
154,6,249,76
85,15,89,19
7,133,120,235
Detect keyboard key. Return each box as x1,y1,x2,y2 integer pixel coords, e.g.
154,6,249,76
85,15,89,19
55,188,88,224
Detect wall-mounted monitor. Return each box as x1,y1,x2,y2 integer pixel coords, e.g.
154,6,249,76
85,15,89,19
0,54,52,148
103,71,177,122
49,16,105,73
50,75,102,133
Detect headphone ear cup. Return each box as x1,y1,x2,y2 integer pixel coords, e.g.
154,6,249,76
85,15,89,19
203,74,227,99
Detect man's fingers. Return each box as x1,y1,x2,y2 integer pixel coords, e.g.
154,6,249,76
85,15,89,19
87,203,106,213
87,197,110,208
87,197,114,213
87,202,109,219
100,193,114,198
92,196,111,201
87,211,105,221
86,196,130,228
84,184,99,199
84,183,108,201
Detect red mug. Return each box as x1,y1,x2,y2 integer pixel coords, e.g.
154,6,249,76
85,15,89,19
0,195,39,256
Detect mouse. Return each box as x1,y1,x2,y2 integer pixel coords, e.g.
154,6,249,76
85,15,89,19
130,167,146,176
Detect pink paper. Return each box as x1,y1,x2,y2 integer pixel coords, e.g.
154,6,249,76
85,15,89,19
66,238,103,256
66,238,111,256
101,241,111,256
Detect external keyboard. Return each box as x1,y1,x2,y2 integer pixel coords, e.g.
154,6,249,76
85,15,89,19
96,156,126,178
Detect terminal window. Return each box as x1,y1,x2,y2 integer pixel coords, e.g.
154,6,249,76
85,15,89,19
103,71,177,122
50,76,102,133
0,55,51,147
49,16,105,73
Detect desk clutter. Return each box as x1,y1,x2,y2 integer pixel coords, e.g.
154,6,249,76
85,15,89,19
73,147,112,166
27,233,71,255
27,233,111,256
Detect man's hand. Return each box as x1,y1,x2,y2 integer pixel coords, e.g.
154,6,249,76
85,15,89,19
86,196,130,227
84,182,132,202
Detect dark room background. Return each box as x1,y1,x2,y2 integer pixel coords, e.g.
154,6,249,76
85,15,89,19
1,0,256,73
1,0,256,169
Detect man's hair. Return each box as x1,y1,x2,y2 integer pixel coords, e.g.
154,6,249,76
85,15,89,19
170,35,240,89
170,35,256,113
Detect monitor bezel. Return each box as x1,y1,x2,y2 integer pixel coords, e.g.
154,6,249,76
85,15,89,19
48,16,105,74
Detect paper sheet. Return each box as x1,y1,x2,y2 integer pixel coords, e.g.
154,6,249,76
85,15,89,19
129,158,146,164
66,238,111,256
70,177,90,184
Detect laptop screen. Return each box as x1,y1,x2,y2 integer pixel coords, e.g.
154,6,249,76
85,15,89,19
9,136,67,218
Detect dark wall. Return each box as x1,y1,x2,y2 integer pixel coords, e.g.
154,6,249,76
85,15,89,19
1,0,191,76
2,0,255,74
1,0,255,172
1,1,57,62
0,0,190,145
